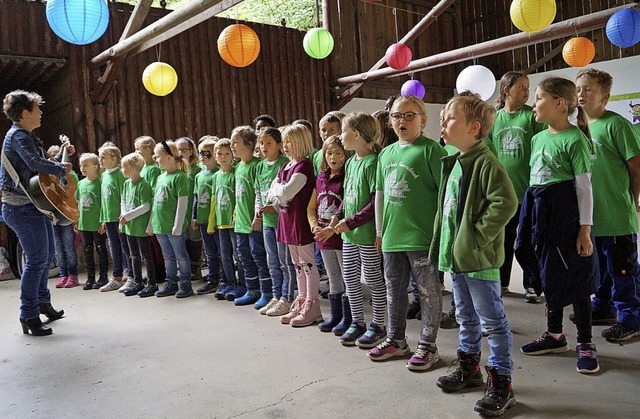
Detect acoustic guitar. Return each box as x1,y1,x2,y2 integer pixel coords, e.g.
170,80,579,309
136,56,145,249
28,135,79,226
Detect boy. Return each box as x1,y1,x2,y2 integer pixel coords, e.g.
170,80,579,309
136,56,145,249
229,126,271,306
432,94,517,417
575,68,640,342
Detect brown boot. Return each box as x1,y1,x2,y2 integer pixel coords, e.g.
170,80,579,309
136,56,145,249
281,296,305,324
290,298,324,327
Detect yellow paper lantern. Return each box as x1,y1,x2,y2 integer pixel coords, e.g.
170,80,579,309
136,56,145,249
562,37,596,67
217,24,260,67
142,62,178,96
510,0,557,33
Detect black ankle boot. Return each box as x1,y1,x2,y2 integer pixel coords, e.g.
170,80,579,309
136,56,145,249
436,350,484,393
318,293,343,332
39,302,64,320
20,317,53,336
474,366,516,417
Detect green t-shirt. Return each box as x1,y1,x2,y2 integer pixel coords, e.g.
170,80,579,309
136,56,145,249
376,136,447,252
634,123,640,135
487,105,545,202
255,156,289,228
529,126,592,187
152,170,190,235
438,162,498,281
234,157,260,234
186,164,201,222
75,178,101,232
213,169,236,228
590,111,640,236
140,162,162,191
100,169,125,223
194,168,218,225
121,178,152,237
342,152,377,245
312,148,323,175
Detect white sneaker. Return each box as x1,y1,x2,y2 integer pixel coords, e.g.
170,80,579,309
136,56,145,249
259,297,280,315
267,297,291,317
524,288,541,303
100,279,124,292
119,277,135,293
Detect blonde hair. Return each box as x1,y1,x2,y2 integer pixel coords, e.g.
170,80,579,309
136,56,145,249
47,145,61,159
342,111,382,153
198,139,217,152
231,126,257,150
576,68,613,95
215,138,232,152
154,140,189,174
79,152,99,166
446,95,497,140
282,124,313,158
121,152,145,173
198,135,219,145
134,135,156,151
98,144,122,166
391,95,427,116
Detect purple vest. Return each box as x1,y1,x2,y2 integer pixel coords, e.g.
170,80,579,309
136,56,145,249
315,170,344,250
276,159,315,245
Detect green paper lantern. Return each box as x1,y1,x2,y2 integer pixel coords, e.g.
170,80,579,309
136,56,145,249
303,28,334,59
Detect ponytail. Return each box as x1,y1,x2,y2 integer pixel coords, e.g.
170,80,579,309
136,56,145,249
176,156,190,175
576,107,594,155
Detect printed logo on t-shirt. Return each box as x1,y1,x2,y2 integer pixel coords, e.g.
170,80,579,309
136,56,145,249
499,128,525,157
442,174,459,217
318,195,338,222
217,188,231,212
102,182,117,200
198,190,211,209
530,150,558,185
385,170,411,200
80,190,97,209
236,180,247,197
344,176,359,206
155,183,170,203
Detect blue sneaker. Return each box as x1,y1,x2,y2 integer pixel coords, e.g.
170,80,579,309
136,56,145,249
356,323,387,349
225,285,246,301
176,283,194,299
254,292,273,310
340,322,367,346
576,343,599,374
214,283,231,300
521,332,570,355
234,289,261,306
155,281,178,297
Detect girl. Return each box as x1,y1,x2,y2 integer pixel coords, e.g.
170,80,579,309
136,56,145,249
333,112,387,348
75,153,109,291
308,135,348,333
487,71,546,300
516,77,599,374
176,137,203,281
151,140,193,298
98,143,132,292
267,124,323,327
254,127,295,314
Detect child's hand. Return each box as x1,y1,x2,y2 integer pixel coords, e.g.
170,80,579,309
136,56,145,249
314,226,335,242
252,217,262,232
375,236,382,253
329,216,339,228
261,205,275,215
576,226,593,257
311,225,322,234
98,223,106,234
333,219,350,234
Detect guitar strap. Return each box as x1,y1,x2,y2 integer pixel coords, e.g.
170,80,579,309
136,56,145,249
1,149,60,225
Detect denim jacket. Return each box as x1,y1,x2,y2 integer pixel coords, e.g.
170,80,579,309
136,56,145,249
0,124,66,197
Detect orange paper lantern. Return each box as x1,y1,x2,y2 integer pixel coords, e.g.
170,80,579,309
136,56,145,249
562,37,595,67
217,24,260,67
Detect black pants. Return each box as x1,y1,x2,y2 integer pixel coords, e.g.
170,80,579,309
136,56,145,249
500,204,521,288
547,298,592,343
80,230,108,280
126,235,156,286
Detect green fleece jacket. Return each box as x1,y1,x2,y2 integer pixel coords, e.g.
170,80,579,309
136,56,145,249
429,141,517,273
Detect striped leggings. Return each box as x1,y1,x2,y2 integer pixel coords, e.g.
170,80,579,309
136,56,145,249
342,242,386,326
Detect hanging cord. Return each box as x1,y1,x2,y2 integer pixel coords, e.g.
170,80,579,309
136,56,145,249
315,0,321,27
364,1,427,17
155,44,162,62
393,8,399,42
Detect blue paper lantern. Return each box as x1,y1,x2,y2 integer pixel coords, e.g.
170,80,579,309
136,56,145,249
46,0,109,45
401,80,425,100
606,8,640,48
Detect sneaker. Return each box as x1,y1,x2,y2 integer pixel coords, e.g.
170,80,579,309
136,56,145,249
406,299,420,319
93,278,108,290
340,322,367,346
521,332,570,355
407,344,440,371
197,281,219,295
100,278,124,292
155,281,179,297
356,323,387,349
267,297,291,317
123,282,144,296
259,297,280,315
214,283,231,300
368,337,411,361
138,284,158,298
83,278,95,290
576,343,600,374
225,285,246,301
601,323,640,343
119,277,135,294
55,276,68,288
176,284,194,298
64,275,79,288
571,310,617,326
318,267,328,281
439,308,459,329
524,288,541,303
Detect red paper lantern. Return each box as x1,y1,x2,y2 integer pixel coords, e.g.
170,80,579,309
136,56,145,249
217,24,260,67
562,37,595,67
385,43,412,70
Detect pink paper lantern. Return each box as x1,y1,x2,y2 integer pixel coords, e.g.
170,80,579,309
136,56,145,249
401,80,425,100
385,43,412,70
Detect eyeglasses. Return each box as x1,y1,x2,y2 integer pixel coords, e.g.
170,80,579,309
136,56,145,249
178,147,192,153
199,150,212,158
390,112,423,122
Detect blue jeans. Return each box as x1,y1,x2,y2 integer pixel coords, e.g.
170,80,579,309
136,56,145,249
236,231,270,291
53,223,77,276
104,221,132,278
156,233,191,286
453,273,513,376
264,226,295,299
219,229,241,285
2,203,55,319
199,224,220,283
126,234,155,286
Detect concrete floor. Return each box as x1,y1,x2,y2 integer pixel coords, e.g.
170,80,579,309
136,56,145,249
1,266,638,419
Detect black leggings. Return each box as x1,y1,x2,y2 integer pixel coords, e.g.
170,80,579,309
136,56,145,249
547,298,592,343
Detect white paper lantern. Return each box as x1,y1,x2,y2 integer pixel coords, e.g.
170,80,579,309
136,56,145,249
455,65,496,101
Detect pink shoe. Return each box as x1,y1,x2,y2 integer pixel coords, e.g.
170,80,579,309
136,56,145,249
281,297,305,325
64,275,79,288
55,276,68,288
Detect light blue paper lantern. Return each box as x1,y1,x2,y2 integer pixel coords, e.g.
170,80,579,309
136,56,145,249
46,0,109,45
606,8,640,48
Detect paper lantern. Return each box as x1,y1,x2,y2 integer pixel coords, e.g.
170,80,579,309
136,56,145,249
606,8,640,48
46,0,109,45
217,24,261,67
401,80,425,100
510,0,557,33
562,37,596,67
456,65,496,101
303,28,334,59
142,62,178,97
385,43,412,70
